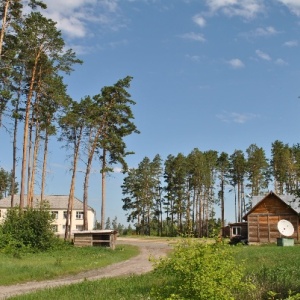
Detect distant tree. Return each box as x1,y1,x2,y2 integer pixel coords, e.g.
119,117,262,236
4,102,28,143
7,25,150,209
0,168,9,198
229,150,246,222
122,155,162,235
0,168,18,199
291,144,300,192
117,223,124,235
271,140,292,194
112,216,118,230
245,144,270,197
105,217,111,229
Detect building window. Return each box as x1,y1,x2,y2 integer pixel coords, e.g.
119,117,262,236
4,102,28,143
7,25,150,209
63,225,70,230
63,211,67,219
51,211,58,219
76,225,83,231
0,210,1,217
52,225,58,232
76,211,84,220
232,226,241,236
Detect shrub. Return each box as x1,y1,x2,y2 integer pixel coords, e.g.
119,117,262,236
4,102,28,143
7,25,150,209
0,204,60,253
152,239,255,300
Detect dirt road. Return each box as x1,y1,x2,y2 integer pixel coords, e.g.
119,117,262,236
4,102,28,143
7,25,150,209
0,238,172,299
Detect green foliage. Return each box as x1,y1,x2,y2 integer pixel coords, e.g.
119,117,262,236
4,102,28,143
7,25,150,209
152,239,255,300
0,204,59,253
0,168,18,198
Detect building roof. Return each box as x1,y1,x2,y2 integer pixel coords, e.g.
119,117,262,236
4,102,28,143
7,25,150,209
251,191,300,213
243,191,300,220
0,195,95,212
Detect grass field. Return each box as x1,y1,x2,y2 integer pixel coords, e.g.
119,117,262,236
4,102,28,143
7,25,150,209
0,244,139,286
4,241,300,300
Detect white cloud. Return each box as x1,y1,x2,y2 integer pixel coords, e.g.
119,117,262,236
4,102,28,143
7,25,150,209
192,14,206,27
180,32,206,42
275,58,288,66
42,0,122,39
253,26,279,36
255,49,271,61
277,0,300,16
216,111,259,123
204,0,265,19
185,54,202,62
67,44,95,55
227,58,245,68
113,167,123,173
283,40,298,47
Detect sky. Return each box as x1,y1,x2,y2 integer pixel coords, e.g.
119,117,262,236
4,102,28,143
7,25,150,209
2,0,300,226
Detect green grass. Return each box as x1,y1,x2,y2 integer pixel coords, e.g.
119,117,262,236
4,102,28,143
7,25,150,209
0,244,139,286
6,241,300,300
233,244,300,299
10,273,161,300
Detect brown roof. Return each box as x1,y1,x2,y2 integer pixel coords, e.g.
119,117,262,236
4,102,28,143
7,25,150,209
0,195,94,211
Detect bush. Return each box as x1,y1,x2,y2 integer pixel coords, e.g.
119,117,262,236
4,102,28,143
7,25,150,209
152,239,255,300
0,204,60,253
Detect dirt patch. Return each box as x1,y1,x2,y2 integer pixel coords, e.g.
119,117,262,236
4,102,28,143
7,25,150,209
0,238,172,299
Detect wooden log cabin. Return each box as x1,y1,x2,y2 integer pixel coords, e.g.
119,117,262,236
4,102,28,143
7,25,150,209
243,191,300,244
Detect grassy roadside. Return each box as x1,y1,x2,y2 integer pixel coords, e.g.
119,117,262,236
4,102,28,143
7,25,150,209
0,244,139,286
8,242,300,300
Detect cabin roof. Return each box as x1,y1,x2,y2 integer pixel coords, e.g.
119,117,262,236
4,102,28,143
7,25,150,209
243,191,300,220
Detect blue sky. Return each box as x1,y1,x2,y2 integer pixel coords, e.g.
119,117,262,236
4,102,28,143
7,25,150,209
2,0,300,225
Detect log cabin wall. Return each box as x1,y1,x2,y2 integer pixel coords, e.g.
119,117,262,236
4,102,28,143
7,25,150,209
247,193,300,244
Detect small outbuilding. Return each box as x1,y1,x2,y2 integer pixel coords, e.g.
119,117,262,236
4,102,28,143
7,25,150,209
243,191,300,244
228,222,248,240
73,230,118,249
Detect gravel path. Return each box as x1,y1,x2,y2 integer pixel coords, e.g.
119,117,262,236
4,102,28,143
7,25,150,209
0,238,172,299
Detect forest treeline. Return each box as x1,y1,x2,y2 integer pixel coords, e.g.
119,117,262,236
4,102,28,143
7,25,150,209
121,141,300,237
0,1,139,239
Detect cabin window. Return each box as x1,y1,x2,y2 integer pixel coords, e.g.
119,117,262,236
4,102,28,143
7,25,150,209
76,211,84,220
51,211,58,219
232,226,241,236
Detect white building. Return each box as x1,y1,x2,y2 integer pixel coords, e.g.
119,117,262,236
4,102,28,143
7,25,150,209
0,195,96,235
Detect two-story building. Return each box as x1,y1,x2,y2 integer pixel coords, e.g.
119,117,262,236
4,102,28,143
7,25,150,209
0,195,96,235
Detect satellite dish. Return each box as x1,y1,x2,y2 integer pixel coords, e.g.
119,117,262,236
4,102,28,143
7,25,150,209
277,219,294,237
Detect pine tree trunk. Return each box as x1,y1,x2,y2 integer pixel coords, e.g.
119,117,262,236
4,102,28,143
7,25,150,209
28,124,40,206
64,128,82,240
221,178,225,236
83,149,93,230
83,130,101,230
11,80,21,207
41,128,49,201
27,118,33,207
20,52,40,209
237,181,241,222
101,148,106,230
